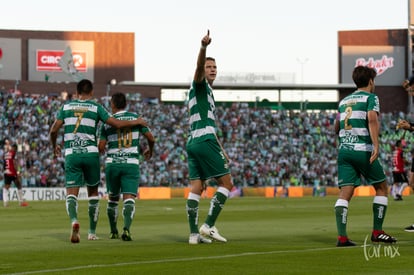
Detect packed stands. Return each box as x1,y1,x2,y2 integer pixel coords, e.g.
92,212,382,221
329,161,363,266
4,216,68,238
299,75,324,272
0,90,411,189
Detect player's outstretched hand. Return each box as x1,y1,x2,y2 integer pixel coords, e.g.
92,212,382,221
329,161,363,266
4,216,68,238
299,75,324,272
369,148,379,164
201,30,211,47
143,148,153,161
54,144,62,157
136,117,148,127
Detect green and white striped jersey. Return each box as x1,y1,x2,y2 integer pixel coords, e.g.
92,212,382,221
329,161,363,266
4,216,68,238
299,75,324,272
187,80,217,145
337,90,380,152
100,110,149,165
57,99,111,156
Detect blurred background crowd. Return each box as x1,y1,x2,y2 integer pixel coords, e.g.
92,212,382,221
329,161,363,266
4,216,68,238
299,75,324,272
0,90,413,189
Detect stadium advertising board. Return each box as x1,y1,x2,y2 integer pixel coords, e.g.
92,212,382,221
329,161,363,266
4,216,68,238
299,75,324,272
0,38,21,81
341,46,405,86
36,50,87,72
28,39,94,82
3,187,108,201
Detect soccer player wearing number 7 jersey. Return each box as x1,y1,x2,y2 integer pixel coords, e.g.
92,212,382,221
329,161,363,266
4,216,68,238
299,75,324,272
98,92,154,241
334,66,396,247
49,79,148,243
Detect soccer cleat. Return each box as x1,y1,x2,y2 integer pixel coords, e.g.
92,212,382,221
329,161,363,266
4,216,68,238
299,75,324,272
371,231,397,243
394,194,403,201
404,225,414,232
336,239,356,247
70,221,80,243
121,229,132,241
88,233,99,240
200,224,227,242
109,231,119,239
188,233,213,244
20,201,29,207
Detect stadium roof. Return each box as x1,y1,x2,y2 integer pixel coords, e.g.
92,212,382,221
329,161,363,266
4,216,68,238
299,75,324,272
119,81,355,91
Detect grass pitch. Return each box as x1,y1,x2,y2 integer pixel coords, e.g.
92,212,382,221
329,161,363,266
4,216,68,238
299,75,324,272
0,195,413,274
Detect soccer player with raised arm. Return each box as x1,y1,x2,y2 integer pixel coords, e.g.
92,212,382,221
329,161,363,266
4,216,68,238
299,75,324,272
185,30,234,244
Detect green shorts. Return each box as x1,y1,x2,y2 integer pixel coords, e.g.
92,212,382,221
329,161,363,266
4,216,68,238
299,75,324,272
105,163,140,197
65,154,101,188
337,149,386,187
187,139,230,181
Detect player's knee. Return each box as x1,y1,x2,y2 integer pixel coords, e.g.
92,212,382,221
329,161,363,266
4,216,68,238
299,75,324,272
109,195,120,202
374,181,389,195
217,175,233,191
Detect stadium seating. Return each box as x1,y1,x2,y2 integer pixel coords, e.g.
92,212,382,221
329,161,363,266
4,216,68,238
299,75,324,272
0,90,410,189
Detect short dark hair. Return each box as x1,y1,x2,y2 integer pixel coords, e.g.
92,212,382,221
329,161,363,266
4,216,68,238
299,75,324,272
77,79,93,95
111,92,127,109
352,66,377,88
206,57,215,62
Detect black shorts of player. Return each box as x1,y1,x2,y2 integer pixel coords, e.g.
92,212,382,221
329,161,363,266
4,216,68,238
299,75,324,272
392,171,408,183
4,174,17,185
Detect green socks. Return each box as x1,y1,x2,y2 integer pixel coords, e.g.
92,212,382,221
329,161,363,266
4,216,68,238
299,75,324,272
335,196,389,238
66,195,78,223
88,196,99,234
122,199,135,231
334,199,349,237
373,196,388,231
107,200,119,233
186,193,200,234
107,198,136,234
186,187,231,233
205,187,229,227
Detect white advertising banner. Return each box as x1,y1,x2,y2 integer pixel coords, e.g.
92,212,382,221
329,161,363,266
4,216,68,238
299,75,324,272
2,187,108,201
0,38,22,80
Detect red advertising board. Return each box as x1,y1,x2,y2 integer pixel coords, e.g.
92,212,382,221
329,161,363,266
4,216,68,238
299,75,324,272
36,50,87,72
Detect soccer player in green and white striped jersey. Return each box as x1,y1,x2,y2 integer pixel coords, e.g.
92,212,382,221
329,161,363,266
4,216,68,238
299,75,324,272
186,31,234,244
334,66,396,246
49,79,147,243
98,92,154,241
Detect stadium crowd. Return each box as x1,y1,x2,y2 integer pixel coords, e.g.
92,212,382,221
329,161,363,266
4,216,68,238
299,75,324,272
0,89,413,189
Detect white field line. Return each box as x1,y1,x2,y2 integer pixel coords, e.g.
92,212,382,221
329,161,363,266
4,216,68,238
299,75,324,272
5,242,409,275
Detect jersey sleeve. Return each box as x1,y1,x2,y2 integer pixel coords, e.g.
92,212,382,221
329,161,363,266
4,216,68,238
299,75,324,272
56,105,65,121
97,104,111,122
367,94,380,113
193,80,208,93
139,125,150,134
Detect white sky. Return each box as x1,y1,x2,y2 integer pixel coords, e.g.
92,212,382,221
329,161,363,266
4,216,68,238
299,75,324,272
1,0,409,85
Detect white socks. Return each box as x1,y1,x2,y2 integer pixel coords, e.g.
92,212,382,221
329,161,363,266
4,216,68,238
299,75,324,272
2,188,9,207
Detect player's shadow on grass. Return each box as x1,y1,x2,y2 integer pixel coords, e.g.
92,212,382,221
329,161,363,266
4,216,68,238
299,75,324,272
291,233,335,246
47,232,74,242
